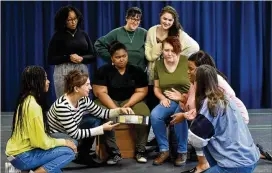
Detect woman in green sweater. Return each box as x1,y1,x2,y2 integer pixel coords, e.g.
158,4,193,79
94,7,147,72
5,66,77,173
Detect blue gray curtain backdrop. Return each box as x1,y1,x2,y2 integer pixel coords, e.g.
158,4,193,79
1,1,271,111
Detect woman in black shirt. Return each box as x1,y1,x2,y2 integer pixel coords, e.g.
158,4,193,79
47,5,96,98
93,41,150,164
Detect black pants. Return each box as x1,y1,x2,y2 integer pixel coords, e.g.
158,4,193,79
77,115,102,156
100,121,122,157
146,85,159,111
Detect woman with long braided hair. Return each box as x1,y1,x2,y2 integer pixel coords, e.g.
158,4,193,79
6,66,77,173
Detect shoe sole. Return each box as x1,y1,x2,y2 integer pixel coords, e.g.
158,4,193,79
174,162,186,167
107,158,123,165
136,160,147,163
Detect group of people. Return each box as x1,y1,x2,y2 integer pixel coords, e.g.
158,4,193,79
5,5,271,173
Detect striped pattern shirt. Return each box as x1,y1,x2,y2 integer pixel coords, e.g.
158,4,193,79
47,95,110,140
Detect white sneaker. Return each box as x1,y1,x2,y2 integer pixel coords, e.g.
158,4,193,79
136,153,147,163
5,162,20,173
5,162,33,173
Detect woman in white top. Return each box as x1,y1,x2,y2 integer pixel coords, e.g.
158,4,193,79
145,5,199,87
145,5,200,147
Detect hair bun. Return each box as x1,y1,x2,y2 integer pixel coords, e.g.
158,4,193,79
64,70,81,85
108,41,121,51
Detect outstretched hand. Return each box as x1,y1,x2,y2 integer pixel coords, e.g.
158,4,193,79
102,121,120,131
164,88,182,102
184,109,197,120
170,112,186,125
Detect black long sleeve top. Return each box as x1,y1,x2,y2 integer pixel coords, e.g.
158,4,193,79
47,29,96,65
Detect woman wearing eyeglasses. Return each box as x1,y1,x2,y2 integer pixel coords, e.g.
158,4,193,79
94,7,147,72
47,5,96,98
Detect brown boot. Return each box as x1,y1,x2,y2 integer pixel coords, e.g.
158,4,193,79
153,151,169,165
175,153,187,166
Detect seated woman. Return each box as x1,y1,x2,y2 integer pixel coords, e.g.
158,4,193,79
47,69,133,166
145,5,199,110
188,64,260,173
171,51,271,173
5,66,77,173
92,41,150,164
150,36,190,166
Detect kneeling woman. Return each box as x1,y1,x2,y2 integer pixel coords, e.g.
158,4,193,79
189,65,259,173
6,66,77,173
47,69,133,165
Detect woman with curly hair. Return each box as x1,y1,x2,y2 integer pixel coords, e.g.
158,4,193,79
47,5,96,98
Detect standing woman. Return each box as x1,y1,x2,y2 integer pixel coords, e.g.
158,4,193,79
94,7,147,72
5,66,77,173
145,5,199,110
48,5,96,98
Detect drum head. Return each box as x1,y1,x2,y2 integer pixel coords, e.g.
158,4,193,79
116,114,149,125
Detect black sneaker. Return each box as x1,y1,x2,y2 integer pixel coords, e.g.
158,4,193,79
107,155,122,165
257,144,272,161
73,153,104,167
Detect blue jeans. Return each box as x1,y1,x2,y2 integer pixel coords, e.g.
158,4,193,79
10,133,77,173
203,147,257,173
151,100,188,153
77,115,101,155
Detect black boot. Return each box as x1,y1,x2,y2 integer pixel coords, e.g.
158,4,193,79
257,144,272,161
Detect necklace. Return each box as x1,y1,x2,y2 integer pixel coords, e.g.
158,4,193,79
125,29,136,43
66,29,77,37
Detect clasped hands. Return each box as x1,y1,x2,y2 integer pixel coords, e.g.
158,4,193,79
70,54,83,63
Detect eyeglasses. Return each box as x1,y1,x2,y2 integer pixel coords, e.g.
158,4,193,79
129,18,141,23
67,18,78,23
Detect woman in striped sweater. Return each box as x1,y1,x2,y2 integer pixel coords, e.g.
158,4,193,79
47,69,134,166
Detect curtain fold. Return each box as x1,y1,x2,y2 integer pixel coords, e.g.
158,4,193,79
1,1,271,111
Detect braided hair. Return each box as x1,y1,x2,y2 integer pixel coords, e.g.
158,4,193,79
11,66,49,137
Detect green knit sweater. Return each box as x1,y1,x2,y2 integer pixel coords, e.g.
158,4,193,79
94,27,147,71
